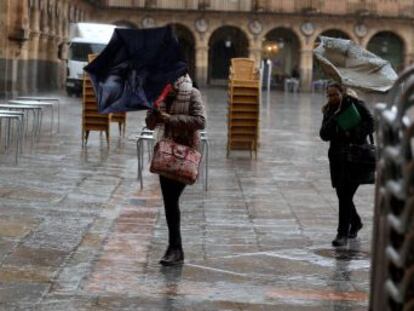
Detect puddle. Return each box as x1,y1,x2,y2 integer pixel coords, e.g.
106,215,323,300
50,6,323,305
129,198,146,205
314,249,370,261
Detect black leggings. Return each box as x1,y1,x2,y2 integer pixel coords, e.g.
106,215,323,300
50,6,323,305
335,182,362,236
159,175,186,248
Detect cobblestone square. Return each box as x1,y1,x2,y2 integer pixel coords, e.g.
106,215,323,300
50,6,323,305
0,89,374,310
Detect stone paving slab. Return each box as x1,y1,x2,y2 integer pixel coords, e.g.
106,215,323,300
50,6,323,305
0,89,374,310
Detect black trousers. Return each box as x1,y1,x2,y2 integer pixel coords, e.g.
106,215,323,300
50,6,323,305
335,182,362,236
159,175,186,248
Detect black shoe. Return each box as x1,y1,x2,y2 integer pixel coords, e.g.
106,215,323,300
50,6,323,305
332,235,348,247
348,223,363,239
159,247,184,266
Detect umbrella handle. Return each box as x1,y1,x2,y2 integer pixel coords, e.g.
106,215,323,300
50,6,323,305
154,83,173,109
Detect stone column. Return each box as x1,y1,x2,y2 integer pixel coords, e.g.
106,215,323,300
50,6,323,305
27,5,40,93
37,8,49,92
54,11,65,90
58,1,70,91
61,14,70,90
299,48,313,92
195,42,209,86
0,0,9,97
249,45,262,87
404,52,414,68
6,0,30,96
17,39,30,94
47,4,58,90
249,37,263,69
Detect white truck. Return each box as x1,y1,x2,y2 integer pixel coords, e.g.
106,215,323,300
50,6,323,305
66,23,116,96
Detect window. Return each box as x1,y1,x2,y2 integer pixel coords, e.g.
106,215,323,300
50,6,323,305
69,43,107,62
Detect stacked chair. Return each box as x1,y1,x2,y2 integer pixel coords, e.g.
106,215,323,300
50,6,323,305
111,112,127,137
227,58,260,159
82,54,112,146
82,54,127,146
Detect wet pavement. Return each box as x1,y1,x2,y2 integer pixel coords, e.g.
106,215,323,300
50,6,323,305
0,89,374,310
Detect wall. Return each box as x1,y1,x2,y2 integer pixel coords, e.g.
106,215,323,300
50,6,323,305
0,0,92,97
1,0,413,96
91,7,414,90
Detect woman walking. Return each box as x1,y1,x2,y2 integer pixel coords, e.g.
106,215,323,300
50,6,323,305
319,82,374,247
146,74,206,265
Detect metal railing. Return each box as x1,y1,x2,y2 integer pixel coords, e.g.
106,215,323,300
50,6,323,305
369,65,414,310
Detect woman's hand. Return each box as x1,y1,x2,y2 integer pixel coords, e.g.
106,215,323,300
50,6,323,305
158,112,171,123
326,100,339,110
334,103,342,114
322,101,340,114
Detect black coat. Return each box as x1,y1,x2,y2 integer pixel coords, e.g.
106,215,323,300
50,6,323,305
319,95,375,188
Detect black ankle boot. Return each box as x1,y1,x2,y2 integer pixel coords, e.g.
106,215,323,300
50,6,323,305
348,223,363,239
159,246,184,266
332,235,348,247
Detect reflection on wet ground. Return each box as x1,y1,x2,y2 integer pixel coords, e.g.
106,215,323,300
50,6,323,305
316,248,370,261
0,89,374,310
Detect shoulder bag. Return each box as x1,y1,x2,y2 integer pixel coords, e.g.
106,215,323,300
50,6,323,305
150,139,201,185
346,134,376,184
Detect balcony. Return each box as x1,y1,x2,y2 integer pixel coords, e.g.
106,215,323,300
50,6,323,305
84,0,105,6
208,0,252,11
103,0,251,11
294,0,323,14
398,4,414,18
101,0,414,18
346,1,377,16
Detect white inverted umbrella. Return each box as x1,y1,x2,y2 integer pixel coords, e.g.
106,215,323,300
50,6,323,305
313,36,398,92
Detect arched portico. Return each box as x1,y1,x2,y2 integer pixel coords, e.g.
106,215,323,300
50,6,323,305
113,20,138,28
4,1,414,95
170,23,196,84
367,31,405,73
262,27,301,89
312,29,351,81
317,29,351,40
208,26,249,85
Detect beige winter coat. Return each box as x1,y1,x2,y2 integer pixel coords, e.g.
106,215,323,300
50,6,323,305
145,88,206,151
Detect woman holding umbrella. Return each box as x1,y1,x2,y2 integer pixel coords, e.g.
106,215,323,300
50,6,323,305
319,82,374,247
84,26,206,264
146,74,206,265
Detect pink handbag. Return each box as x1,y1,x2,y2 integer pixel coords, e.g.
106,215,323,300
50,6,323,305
150,139,201,185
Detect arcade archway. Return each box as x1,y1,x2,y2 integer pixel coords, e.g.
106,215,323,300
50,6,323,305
208,26,249,84
170,23,196,83
263,27,300,89
113,20,138,29
313,29,351,81
367,31,405,72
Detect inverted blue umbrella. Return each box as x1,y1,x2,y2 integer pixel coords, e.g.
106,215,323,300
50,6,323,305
84,25,187,113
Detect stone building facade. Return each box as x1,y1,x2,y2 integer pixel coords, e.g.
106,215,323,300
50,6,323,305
1,0,414,96
0,0,91,97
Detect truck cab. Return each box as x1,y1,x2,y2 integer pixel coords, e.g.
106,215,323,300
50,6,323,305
66,23,116,96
